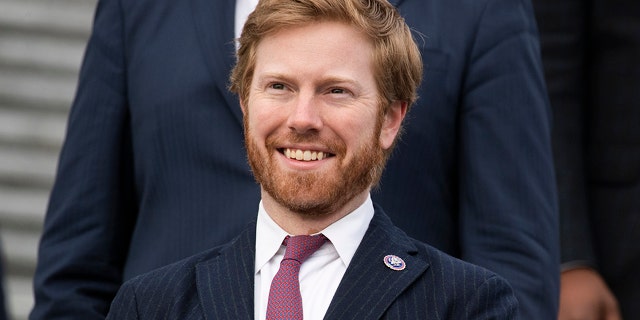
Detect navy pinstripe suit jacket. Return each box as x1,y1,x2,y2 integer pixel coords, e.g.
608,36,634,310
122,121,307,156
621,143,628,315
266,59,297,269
106,207,518,319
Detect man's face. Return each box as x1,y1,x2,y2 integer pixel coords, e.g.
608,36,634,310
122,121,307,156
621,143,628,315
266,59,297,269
243,21,403,217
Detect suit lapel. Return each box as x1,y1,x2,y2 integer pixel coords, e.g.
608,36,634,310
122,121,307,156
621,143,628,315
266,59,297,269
324,208,429,319
192,209,426,319
189,0,244,125
196,221,256,320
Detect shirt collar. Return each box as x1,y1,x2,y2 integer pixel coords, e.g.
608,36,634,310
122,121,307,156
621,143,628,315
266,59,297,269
255,194,375,274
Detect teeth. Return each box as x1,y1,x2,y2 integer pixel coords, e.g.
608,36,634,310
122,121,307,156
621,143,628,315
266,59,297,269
284,148,327,161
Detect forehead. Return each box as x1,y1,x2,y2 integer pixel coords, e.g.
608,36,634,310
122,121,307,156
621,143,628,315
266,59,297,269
253,21,375,79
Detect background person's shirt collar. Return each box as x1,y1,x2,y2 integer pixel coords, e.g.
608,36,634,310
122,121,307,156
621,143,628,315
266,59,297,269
234,0,259,42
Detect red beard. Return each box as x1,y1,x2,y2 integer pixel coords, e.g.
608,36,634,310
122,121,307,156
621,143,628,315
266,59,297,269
244,119,386,217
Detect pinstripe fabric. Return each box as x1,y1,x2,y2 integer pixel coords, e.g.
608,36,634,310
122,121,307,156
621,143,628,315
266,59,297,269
107,222,256,320
106,207,518,319
325,208,518,319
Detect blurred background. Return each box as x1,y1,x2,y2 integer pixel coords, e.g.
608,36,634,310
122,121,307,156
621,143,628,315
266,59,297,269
0,0,97,319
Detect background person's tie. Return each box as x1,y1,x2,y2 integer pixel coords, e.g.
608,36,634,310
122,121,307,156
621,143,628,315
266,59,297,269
266,234,328,320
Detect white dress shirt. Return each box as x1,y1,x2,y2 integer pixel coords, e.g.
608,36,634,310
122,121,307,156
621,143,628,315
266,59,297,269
254,195,375,320
235,0,259,41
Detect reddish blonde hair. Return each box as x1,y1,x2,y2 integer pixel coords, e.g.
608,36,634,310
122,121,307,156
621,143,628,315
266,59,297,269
229,0,423,113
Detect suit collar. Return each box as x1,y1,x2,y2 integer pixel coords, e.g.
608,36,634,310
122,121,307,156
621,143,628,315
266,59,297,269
189,0,244,125
194,206,428,320
324,205,429,319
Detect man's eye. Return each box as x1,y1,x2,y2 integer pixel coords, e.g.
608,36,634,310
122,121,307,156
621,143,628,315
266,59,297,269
270,83,285,90
330,88,345,94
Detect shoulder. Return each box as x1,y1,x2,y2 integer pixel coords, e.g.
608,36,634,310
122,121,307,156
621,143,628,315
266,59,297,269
120,245,223,296
373,206,515,292
107,243,233,319
106,250,209,319
107,223,256,318
409,239,519,317
371,207,517,316
398,0,537,40
415,239,508,285
107,246,226,318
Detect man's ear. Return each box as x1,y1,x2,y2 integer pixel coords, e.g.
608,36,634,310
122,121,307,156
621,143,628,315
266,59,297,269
379,100,408,150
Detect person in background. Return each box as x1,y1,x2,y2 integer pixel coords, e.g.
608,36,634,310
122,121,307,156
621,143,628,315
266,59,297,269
31,0,559,318
106,1,518,317
533,0,639,319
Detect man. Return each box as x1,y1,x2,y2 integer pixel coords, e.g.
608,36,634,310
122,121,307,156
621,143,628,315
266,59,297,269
533,0,639,319
32,0,558,319
106,1,518,318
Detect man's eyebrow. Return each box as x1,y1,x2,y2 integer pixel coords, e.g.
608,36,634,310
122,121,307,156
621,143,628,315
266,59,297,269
254,72,294,83
317,76,358,85
255,73,363,91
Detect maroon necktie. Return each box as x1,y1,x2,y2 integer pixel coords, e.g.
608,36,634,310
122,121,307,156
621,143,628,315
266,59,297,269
266,234,328,320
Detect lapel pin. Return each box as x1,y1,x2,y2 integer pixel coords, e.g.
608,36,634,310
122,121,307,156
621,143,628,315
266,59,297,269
383,255,406,271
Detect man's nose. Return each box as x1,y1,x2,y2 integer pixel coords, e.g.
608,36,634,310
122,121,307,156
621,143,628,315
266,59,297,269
286,94,323,133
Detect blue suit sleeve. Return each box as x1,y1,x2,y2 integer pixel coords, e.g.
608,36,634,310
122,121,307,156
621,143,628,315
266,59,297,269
457,0,559,318
31,0,137,318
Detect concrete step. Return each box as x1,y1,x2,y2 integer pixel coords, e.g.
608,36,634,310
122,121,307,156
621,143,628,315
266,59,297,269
0,145,58,189
0,31,87,75
1,226,39,276
0,107,68,151
0,0,96,38
0,67,79,113
0,185,48,230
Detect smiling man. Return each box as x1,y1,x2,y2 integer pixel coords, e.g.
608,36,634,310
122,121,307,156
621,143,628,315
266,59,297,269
243,20,396,233
105,0,517,319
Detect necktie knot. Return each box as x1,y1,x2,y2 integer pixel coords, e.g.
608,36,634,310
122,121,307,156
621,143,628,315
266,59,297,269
282,234,328,263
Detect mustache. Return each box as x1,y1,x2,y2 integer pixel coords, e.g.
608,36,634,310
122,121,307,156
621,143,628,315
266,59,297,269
265,131,346,155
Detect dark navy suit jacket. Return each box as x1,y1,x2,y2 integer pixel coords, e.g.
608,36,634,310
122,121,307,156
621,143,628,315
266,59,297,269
106,208,518,319
32,0,558,319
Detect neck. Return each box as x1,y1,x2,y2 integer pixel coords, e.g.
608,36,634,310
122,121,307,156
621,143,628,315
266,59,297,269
261,189,370,235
